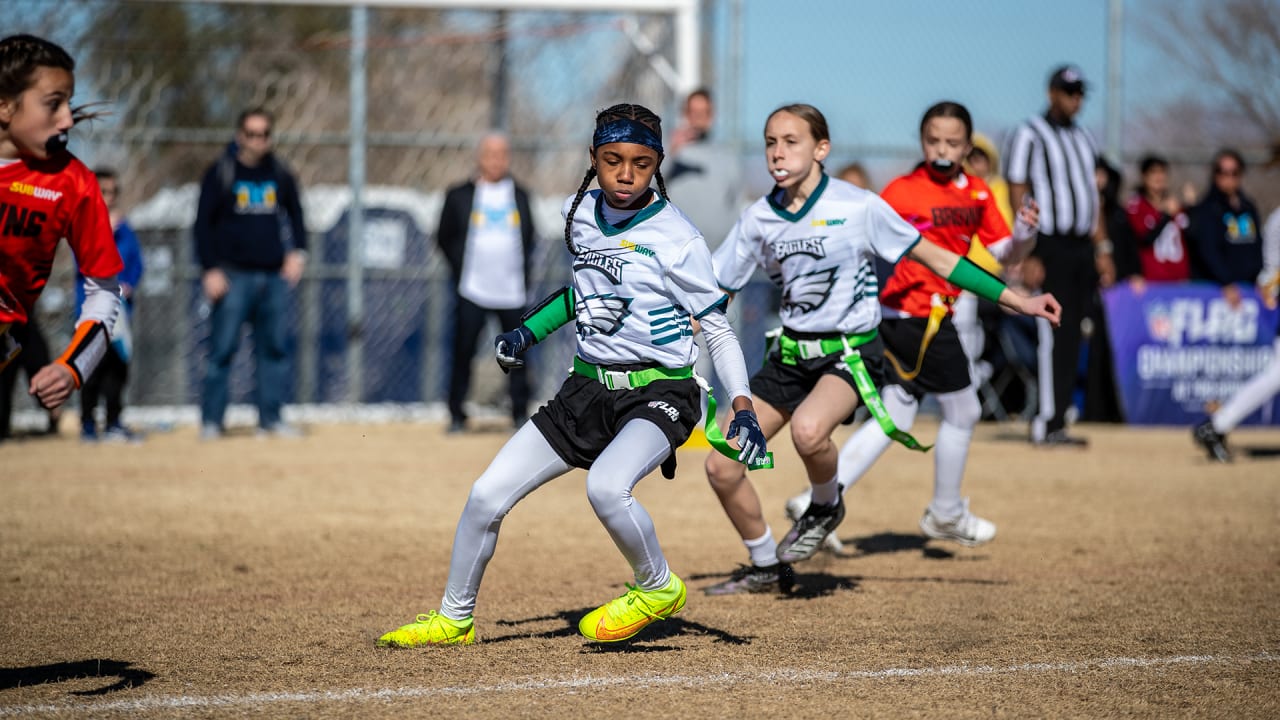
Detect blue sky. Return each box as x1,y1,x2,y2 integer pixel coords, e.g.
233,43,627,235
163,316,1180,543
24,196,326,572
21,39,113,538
717,0,1201,167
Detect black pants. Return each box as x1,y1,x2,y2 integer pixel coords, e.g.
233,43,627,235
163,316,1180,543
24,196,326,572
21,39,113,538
82,344,129,429
1083,293,1124,422
1034,234,1096,433
448,295,529,425
0,318,53,440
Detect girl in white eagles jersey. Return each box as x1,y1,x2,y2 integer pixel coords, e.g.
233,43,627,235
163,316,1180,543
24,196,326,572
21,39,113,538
378,104,768,647
702,104,1062,595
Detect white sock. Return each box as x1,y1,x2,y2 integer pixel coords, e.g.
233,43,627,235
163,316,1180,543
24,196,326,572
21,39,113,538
810,476,840,506
1213,339,1280,434
838,385,916,490
744,527,778,567
929,388,980,520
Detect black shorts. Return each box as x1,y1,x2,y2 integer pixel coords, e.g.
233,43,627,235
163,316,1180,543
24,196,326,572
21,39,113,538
750,333,892,421
879,315,972,398
531,370,701,470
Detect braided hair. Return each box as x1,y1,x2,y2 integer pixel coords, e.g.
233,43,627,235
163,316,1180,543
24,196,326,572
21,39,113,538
563,103,667,256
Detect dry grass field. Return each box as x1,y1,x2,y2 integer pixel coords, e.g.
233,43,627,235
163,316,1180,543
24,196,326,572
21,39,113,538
1,419,1278,718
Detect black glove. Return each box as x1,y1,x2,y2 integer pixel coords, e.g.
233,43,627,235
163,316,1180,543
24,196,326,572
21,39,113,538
727,409,767,466
494,326,535,373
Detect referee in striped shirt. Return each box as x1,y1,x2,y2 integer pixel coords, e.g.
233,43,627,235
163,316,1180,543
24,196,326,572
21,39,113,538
1004,65,1115,446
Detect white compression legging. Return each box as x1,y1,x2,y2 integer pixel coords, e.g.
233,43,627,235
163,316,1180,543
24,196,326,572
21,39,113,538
830,384,982,521
1213,337,1280,434
440,417,675,620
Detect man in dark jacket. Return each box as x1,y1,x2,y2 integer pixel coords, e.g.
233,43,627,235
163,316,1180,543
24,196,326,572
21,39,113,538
437,132,537,432
1188,149,1263,298
194,107,307,439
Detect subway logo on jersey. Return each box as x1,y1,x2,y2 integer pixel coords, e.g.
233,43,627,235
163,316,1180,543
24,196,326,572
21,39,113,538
810,218,846,227
8,181,63,202
619,238,655,258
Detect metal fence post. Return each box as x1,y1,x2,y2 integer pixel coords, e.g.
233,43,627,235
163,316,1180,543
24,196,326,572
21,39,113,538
346,4,367,403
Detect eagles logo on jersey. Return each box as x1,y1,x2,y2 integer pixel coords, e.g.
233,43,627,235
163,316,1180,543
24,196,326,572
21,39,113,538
577,293,632,337
573,248,631,284
771,235,828,261
781,268,837,314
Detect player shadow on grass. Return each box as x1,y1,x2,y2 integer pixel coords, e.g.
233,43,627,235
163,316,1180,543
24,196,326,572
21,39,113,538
0,659,155,696
487,607,751,649
846,532,957,559
1238,444,1280,459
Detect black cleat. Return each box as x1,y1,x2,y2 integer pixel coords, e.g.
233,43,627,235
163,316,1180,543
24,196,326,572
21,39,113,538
1035,429,1089,447
704,563,794,595
777,498,846,563
1193,420,1232,463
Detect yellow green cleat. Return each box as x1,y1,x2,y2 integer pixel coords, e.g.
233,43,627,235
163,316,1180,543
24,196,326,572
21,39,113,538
377,610,475,647
579,573,686,642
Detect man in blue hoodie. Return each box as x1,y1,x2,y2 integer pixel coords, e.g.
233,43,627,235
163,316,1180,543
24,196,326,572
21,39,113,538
1187,149,1262,295
194,108,307,439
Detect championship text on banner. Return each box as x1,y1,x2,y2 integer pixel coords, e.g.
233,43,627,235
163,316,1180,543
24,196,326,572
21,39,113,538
1103,283,1280,426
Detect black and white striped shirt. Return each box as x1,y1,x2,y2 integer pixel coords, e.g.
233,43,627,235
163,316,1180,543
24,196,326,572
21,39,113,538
1003,114,1099,237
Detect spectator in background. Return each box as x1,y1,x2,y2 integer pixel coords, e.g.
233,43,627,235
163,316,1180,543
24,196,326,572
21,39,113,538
0,317,58,440
437,132,536,433
1187,149,1262,306
959,133,1013,388
1096,157,1141,283
1005,64,1111,446
967,133,1011,226
665,89,744,249
1125,154,1190,284
78,168,144,443
668,88,714,156
835,162,874,192
194,107,307,439
665,89,748,404
1083,157,1134,423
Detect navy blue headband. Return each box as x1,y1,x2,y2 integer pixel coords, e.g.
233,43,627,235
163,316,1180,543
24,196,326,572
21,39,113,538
592,118,664,155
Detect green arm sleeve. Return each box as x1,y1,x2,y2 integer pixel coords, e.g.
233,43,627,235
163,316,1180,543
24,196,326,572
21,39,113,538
520,285,576,342
946,256,1007,305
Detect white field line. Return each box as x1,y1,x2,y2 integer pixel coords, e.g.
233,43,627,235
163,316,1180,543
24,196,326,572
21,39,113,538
1,651,1276,716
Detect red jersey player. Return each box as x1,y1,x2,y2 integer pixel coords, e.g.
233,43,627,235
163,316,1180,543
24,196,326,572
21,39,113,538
0,34,123,411
786,101,1040,549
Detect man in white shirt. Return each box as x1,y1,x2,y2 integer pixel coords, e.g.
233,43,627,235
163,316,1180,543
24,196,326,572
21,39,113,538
437,133,538,432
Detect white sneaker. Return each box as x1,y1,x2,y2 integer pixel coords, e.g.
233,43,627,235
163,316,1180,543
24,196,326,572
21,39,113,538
257,423,303,439
919,499,996,547
785,490,847,554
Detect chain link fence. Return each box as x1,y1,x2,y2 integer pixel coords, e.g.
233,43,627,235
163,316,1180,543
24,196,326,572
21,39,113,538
4,0,1277,430
8,0,696,426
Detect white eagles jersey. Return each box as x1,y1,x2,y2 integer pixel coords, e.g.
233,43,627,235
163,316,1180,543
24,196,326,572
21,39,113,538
563,189,728,367
714,174,921,335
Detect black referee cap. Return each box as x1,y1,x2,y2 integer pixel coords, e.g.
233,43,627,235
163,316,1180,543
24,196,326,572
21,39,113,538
1049,65,1086,94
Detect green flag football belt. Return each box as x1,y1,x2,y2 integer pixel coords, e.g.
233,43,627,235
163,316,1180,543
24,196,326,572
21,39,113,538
573,356,775,470
773,328,931,453
572,356,693,390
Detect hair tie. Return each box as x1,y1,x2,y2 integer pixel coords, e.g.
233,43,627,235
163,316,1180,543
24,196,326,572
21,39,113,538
592,119,663,155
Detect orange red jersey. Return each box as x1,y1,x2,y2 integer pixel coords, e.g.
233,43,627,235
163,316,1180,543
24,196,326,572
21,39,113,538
0,153,122,323
879,166,1011,318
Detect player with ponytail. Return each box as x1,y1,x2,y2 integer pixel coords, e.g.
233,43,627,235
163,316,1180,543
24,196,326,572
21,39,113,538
702,103,1059,593
0,34,122,410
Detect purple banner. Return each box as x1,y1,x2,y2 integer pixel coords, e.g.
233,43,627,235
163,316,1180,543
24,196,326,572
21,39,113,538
1103,282,1280,425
